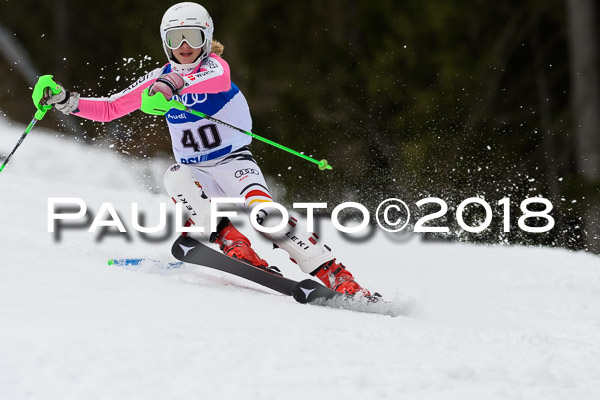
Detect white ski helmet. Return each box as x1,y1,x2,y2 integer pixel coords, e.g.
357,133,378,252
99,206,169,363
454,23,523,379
160,2,214,67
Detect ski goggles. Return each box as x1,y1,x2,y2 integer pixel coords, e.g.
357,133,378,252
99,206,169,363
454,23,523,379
164,27,206,50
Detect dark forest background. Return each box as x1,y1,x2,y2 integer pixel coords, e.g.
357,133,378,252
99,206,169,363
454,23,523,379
1,0,599,252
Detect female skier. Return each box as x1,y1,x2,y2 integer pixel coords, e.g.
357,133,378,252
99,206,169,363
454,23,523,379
34,2,372,297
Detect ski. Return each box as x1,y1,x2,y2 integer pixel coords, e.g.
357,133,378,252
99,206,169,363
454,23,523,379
108,258,185,270
171,235,342,304
170,236,402,316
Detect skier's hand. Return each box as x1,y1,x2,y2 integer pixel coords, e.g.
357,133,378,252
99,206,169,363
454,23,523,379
148,72,184,101
34,78,80,115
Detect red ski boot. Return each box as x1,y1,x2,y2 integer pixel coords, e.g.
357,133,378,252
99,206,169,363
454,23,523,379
311,259,371,297
211,219,281,275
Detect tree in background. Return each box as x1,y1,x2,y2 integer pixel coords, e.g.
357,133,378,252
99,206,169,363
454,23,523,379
566,0,600,252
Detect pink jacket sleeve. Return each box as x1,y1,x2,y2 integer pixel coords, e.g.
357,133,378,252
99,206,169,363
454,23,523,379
74,55,231,123
75,68,162,122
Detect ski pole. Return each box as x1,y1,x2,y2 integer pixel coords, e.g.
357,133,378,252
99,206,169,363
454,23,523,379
0,75,62,175
140,89,332,171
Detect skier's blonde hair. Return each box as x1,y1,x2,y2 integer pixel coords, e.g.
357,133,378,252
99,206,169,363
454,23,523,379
212,40,224,56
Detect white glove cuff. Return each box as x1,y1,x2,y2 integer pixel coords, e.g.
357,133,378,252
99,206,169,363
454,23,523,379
54,92,80,115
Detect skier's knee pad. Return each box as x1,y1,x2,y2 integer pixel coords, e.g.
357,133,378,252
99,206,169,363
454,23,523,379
163,164,213,234
258,211,333,274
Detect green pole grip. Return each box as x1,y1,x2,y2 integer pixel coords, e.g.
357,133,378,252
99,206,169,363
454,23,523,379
32,75,62,120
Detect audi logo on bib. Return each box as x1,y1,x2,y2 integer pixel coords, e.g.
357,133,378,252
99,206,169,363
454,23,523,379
235,168,259,178
172,93,208,107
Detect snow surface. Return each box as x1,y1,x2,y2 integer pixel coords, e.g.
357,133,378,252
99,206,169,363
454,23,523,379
1,116,600,400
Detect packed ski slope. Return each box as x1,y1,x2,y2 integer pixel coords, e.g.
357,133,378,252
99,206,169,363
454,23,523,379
1,116,599,400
